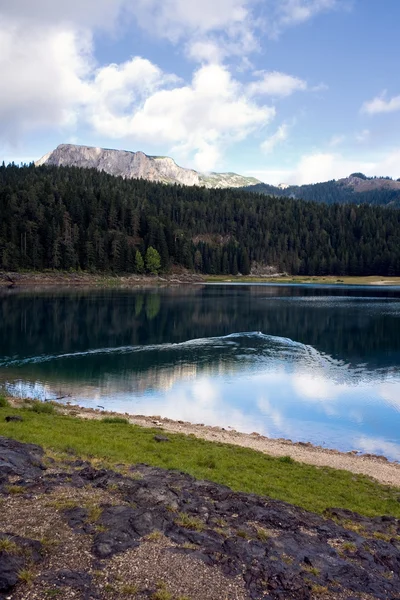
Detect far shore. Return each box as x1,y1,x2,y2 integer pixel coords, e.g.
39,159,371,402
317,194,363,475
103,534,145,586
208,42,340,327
1,270,400,288
7,397,400,487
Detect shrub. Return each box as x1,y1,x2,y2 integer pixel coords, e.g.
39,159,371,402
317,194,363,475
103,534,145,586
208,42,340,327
0,396,10,408
28,401,56,414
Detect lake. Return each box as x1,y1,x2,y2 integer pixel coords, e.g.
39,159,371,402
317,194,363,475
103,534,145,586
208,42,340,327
1,284,400,459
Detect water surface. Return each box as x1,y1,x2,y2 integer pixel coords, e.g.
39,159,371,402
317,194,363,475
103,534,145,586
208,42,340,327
1,284,400,459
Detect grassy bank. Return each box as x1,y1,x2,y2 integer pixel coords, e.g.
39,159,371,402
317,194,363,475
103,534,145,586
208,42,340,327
0,402,399,518
206,275,400,286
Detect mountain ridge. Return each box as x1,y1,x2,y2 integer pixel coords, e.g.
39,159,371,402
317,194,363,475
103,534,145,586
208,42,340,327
36,144,261,189
246,173,400,207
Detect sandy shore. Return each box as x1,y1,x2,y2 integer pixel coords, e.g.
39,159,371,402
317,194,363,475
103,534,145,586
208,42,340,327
15,399,398,488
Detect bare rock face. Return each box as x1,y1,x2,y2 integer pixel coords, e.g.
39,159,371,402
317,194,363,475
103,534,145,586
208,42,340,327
35,144,261,189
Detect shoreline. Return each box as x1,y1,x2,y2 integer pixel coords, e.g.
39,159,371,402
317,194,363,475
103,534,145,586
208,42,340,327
8,397,400,487
1,271,400,288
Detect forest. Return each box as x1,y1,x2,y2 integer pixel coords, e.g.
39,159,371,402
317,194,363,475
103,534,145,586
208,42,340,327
1,163,400,276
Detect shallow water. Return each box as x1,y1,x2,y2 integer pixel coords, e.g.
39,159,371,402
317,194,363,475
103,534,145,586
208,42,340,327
1,284,400,459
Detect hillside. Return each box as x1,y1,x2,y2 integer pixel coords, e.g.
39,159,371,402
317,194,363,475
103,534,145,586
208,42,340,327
246,173,400,207
36,144,261,189
1,163,400,276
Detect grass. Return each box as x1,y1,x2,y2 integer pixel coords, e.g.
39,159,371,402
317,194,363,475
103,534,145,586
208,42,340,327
175,513,205,531
25,401,57,414
6,485,25,495
1,406,400,518
152,582,173,600
0,395,10,408
0,537,19,554
18,568,35,586
102,417,129,424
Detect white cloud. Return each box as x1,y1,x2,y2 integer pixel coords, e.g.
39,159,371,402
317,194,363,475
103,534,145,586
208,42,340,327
250,71,307,97
0,1,130,31
88,62,275,170
261,123,289,153
0,19,92,140
362,92,400,115
246,147,400,185
133,0,251,40
188,40,225,64
267,0,342,37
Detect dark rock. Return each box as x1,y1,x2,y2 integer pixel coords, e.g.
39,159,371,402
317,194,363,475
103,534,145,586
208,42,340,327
4,416,23,423
40,570,99,600
0,532,42,595
154,435,170,442
63,507,95,534
0,436,44,480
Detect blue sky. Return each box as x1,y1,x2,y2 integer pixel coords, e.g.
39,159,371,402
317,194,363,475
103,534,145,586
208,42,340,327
1,0,400,184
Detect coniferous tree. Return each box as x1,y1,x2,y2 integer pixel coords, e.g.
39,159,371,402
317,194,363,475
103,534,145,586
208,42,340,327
135,250,145,274
145,246,161,275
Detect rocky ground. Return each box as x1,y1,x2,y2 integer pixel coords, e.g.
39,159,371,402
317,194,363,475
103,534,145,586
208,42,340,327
1,436,400,599
0,271,204,289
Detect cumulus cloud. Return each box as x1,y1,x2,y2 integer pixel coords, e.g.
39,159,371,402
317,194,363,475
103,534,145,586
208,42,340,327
250,71,307,97
0,19,92,140
362,92,400,115
88,63,275,170
261,123,289,153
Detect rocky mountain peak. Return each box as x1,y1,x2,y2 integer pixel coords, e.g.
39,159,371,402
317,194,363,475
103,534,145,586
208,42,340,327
36,144,261,189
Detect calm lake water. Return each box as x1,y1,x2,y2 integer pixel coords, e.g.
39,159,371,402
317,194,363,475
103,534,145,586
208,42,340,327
1,284,400,459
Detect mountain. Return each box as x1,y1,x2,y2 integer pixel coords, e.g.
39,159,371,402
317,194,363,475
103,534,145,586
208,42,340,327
36,144,261,189
246,173,400,208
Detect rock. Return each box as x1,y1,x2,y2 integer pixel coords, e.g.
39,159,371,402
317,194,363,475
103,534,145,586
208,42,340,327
36,144,261,189
154,435,170,443
0,436,44,479
4,416,23,423
0,533,42,594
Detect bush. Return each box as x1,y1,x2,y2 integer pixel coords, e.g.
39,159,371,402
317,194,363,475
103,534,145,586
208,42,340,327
102,417,129,425
279,455,294,464
28,401,56,414
0,396,10,408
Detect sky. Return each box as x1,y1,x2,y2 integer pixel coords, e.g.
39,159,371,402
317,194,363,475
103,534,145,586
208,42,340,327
1,0,400,185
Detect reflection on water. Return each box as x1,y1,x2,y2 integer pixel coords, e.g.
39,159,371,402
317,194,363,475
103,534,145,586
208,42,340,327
1,285,400,459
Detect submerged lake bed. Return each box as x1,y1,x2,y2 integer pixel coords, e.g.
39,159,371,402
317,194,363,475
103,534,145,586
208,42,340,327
1,284,400,459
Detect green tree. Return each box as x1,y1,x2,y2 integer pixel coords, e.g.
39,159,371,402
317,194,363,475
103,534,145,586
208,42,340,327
135,250,144,274
145,246,161,275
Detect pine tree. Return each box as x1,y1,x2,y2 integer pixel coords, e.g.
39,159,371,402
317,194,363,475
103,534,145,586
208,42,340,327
135,250,145,274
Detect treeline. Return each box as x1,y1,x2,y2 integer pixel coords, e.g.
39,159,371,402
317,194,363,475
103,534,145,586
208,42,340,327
1,163,400,276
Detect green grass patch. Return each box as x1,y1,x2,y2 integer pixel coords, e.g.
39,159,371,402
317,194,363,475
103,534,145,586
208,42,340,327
102,417,129,424
0,407,399,518
25,401,57,415
0,395,9,408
